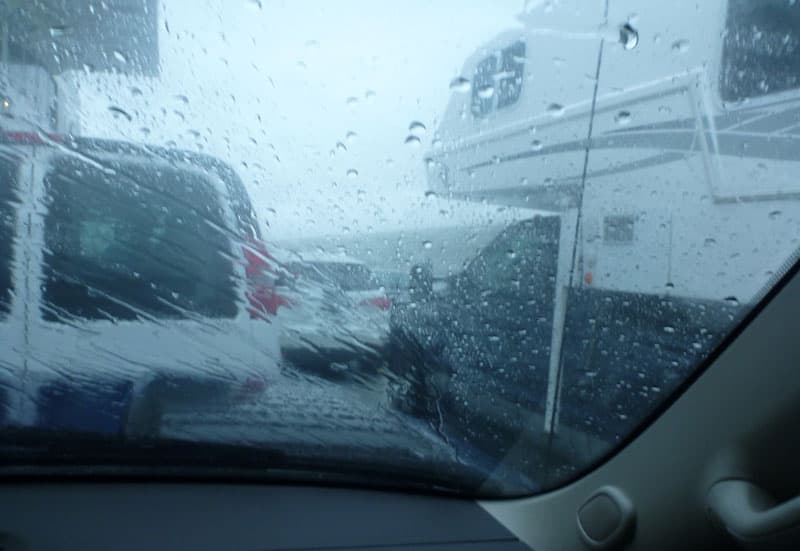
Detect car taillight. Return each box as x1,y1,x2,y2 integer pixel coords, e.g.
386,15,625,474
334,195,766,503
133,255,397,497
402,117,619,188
363,296,392,310
243,238,289,320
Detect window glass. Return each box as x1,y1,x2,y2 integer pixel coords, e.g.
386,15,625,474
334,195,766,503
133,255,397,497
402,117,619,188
42,158,237,321
0,156,19,317
497,41,525,109
471,55,497,117
721,0,800,101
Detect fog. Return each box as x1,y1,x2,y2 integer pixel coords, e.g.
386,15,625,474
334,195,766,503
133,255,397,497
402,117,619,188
72,0,539,265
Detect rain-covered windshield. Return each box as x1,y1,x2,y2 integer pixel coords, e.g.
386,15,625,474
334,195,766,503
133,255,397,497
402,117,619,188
1,0,799,497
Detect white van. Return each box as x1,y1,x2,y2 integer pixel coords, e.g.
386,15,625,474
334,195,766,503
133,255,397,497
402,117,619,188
426,0,800,432
0,133,282,436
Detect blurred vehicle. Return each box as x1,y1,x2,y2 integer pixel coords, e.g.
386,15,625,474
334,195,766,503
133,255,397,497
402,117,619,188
388,216,738,464
0,132,282,437
276,252,391,377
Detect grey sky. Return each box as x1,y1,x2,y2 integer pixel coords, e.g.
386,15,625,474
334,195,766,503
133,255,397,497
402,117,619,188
75,0,538,243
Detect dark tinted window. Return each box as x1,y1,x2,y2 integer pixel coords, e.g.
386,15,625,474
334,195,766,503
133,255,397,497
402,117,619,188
497,40,525,109
603,215,635,243
721,0,800,102
41,157,238,321
471,54,497,117
0,156,19,317
465,218,559,291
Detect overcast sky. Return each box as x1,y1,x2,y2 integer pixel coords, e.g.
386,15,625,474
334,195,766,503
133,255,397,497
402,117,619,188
74,0,537,243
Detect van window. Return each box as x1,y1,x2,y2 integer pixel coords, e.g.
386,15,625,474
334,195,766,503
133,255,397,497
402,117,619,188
471,40,526,117
471,54,497,117
0,157,19,317
497,41,525,109
41,157,238,321
721,0,800,102
603,215,636,244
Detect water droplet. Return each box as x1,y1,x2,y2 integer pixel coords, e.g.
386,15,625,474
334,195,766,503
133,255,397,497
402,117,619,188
506,250,517,259
552,57,566,67
49,26,69,38
404,135,422,147
174,94,189,104
130,86,143,96
424,190,438,200
663,326,676,334
346,96,359,106
112,50,128,64
346,131,358,143
769,210,782,220
477,85,495,99
422,240,433,249
248,0,263,8
108,106,132,122
619,23,639,50
672,39,690,54
547,103,565,117
724,296,740,307
346,168,358,178
336,141,347,153
665,281,675,290
365,90,377,102
432,138,443,150
703,237,717,247
614,111,631,125
530,139,543,151
491,155,501,165
449,76,471,92
409,121,427,135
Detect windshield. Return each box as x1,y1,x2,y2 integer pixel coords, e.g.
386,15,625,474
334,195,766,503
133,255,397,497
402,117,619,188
1,0,799,497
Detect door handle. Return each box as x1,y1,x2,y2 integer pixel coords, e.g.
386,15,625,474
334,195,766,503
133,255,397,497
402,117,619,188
707,479,800,547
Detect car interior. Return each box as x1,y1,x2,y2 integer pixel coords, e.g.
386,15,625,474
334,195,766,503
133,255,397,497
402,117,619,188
1,1,799,550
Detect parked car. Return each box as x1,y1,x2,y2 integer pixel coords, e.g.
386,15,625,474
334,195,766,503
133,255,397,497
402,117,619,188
275,251,391,377
0,132,282,437
387,217,737,465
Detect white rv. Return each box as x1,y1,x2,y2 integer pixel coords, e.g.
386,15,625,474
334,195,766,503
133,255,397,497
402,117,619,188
426,0,800,431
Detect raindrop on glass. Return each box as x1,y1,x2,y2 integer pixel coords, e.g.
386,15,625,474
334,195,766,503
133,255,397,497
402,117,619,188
409,121,427,135
769,210,782,220
108,106,132,122
405,135,422,147
614,111,632,125
724,296,740,307
619,23,639,50
422,240,433,250
346,131,358,143
449,76,472,93
346,168,358,178
424,190,438,200
672,39,690,53
336,141,347,153
663,326,676,334
477,85,495,99
112,50,128,64
547,103,565,117
531,140,543,151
